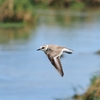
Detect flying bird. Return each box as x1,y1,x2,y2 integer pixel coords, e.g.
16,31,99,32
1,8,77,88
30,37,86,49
37,44,73,77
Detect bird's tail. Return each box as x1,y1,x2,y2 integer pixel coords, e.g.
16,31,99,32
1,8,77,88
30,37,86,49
64,48,73,54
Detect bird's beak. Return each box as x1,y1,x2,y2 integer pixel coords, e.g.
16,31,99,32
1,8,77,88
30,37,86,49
37,48,41,51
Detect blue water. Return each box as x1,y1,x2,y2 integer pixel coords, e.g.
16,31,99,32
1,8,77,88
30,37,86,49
0,10,100,100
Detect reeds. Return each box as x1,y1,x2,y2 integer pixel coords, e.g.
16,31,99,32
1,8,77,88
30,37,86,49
0,0,33,23
0,0,100,24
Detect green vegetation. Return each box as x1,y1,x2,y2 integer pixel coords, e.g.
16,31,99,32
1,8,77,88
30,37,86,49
0,0,34,23
0,0,100,28
0,22,25,28
54,71,100,100
73,73,100,100
31,0,100,8
33,0,100,8
70,2,85,10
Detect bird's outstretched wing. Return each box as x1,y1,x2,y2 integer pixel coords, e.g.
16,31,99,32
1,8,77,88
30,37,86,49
47,55,64,77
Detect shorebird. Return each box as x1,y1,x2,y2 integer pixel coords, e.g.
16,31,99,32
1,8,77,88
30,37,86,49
37,44,73,77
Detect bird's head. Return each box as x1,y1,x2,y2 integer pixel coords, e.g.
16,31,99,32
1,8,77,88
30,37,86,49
37,45,48,52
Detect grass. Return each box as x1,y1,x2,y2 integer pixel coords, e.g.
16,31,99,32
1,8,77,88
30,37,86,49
70,2,85,10
0,22,25,28
72,72,100,100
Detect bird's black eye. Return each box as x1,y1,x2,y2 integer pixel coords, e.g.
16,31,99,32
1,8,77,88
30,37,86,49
41,47,44,49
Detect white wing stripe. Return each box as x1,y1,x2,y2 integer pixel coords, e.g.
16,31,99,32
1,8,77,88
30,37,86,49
54,57,60,69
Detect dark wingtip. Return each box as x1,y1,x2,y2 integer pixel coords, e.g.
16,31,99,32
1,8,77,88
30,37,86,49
67,52,73,54
61,73,64,77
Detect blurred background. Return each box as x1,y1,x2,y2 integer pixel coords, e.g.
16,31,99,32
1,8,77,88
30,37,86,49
0,0,100,100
